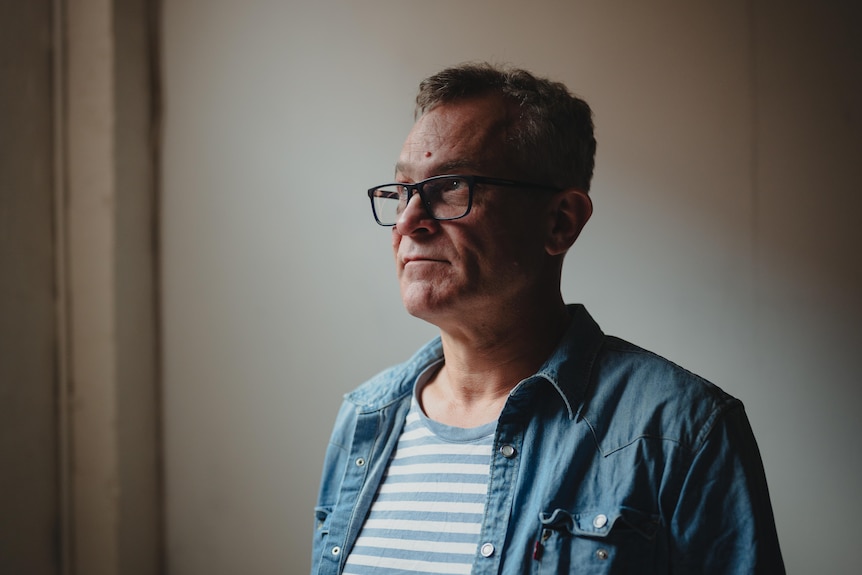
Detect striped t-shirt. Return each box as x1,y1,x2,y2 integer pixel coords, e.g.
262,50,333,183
343,364,495,575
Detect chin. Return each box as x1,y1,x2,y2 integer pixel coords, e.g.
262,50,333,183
399,275,476,322
401,297,438,321
401,288,448,323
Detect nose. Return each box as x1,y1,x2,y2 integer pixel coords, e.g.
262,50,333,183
394,190,437,235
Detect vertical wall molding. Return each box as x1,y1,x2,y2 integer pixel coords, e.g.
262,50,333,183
53,0,72,571
56,0,162,573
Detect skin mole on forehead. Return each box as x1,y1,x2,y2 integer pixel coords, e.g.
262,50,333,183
424,151,432,157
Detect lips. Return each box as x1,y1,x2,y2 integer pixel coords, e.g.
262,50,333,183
402,255,448,265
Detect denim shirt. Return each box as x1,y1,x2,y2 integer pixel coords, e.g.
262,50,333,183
311,305,784,574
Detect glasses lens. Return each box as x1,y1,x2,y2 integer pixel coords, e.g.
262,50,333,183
423,176,471,220
370,185,405,225
369,177,472,225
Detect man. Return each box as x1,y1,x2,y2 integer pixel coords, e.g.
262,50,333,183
311,63,784,574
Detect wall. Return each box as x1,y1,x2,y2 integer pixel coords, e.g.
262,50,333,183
0,1,59,572
161,1,862,573
0,1,162,573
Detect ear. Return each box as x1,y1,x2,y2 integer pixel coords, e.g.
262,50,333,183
545,189,593,256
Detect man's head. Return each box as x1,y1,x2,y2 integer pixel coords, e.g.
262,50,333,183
415,62,596,192
380,63,595,329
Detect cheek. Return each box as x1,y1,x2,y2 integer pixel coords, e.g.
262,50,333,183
452,237,486,282
475,226,540,277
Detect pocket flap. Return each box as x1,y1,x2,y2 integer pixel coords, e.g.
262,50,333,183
314,505,333,533
540,506,659,540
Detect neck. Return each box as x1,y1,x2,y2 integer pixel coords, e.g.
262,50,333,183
419,298,571,427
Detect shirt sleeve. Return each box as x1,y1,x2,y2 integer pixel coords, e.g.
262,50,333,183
669,404,785,573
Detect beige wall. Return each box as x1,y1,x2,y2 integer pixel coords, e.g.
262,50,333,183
160,1,861,574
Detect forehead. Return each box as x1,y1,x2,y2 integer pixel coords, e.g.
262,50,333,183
396,95,514,179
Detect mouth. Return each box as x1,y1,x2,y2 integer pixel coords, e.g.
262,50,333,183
402,255,447,266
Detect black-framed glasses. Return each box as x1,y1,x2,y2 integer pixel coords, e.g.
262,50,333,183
367,174,560,226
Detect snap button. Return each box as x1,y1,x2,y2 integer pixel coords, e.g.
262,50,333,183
593,513,608,529
355,457,366,467
331,546,341,556
480,542,495,557
596,548,609,560
499,444,516,458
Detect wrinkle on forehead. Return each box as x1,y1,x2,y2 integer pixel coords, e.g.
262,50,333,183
394,157,496,178
395,95,515,179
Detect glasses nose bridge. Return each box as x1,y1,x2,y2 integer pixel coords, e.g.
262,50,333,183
398,181,437,223
402,181,423,202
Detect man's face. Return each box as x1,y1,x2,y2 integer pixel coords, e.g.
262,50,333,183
391,94,554,327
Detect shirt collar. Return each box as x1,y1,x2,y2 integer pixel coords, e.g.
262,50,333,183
508,304,605,421
346,304,604,419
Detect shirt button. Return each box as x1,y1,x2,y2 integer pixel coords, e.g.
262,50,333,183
355,457,366,467
331,546,341,556
499,444,516,458
596,548,609,560
593,514,608,529
480,542,495,557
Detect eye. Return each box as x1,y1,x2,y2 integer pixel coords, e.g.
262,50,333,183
424,178,465,196
443,178,465,191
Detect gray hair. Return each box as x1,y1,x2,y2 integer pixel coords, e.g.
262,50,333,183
415,62,597,192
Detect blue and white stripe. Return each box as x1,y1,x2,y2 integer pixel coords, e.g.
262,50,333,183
343,392,494,575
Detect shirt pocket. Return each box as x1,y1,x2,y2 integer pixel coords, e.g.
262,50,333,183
533,506,660,575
